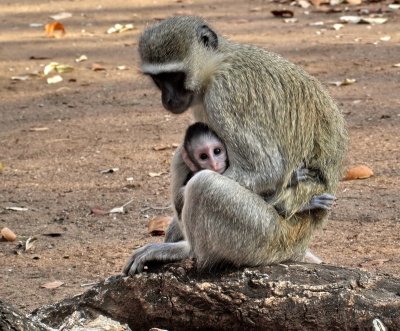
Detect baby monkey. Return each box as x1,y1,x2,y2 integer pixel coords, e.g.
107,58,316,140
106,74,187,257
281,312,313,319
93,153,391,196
181,122,333,214
180,122,332,263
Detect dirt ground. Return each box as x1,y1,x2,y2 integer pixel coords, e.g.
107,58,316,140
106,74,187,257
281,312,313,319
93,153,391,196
0,0,399,314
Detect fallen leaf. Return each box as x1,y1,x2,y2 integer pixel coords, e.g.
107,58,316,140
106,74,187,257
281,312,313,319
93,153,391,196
388,4,400,10
44,62,73,76
30,127,49,132
346,0,362,5
393,63,400,67
49,12,72,20
271,10,294,18
298,0,311,8
109,199,134,214
47,75,63,84
148,172,165,177
75,55,88,63
0,162,4,171
340,16,388,24
30,23,44,28
332,23,344,30
100,167,119,174
153,144,175,151
1,227,17,241
330,0,344,5
284,18,298,23
250,7,262,12
343,165,373,180
91,63,106,71
361,17,388,25
379,36,391,41
109,206,125,214
116,65,129,70
107,23,134,34
11,75,30,81
329,78,356,86
45,21,66,38
5,207,28,211
90,207,109,216
148,216,173,236
310,21,324,26
41,280,64,289
25,237,37,251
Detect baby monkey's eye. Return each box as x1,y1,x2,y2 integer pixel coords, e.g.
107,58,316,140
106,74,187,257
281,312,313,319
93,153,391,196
214,148,221,155
200,153,208,160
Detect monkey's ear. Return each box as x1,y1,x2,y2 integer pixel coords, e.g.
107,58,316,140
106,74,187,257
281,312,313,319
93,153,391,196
197,25,218,50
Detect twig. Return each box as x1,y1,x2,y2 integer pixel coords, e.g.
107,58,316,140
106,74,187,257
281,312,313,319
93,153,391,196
140,205,172,213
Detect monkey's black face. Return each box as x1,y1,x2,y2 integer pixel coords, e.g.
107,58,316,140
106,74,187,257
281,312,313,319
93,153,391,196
149,72,194,114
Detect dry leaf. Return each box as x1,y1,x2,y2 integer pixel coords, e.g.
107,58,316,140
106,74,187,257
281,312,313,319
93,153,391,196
153,144,175,151
271,10,294,18
0,162,4,172
148,216,173,236
250,7,262,12
25,237,37,251
332,23,344,30
107,23,134,34
117,65,129,70
109,206,125,214
45,21,66,38
298,0,311,8
388,4,400,10
340,16,387,24
11,75,30,81
284,18,298,23
91,63,106,71
44,62,73,76
30,127,49,132
30,23,44,28
343,165,373,180
329,78,356,86
75,55,88,63
41,280,64,289
1,227,17,241
100,167,119,174
346,0,362,5
47,75,63,84
148,172,165,177
90,207,109,216
393,63,400,68
5,206,28,211
380,36,391,41
50,12,72,20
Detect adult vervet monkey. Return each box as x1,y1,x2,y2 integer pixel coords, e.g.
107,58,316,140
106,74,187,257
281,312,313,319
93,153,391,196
123,16,347,275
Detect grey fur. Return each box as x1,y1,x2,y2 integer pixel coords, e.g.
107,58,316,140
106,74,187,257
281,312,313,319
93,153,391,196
123,16,347,275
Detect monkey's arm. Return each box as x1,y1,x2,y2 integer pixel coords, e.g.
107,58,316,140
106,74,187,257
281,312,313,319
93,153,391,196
122,241,190,275
171,147,193,217
165,216,184,242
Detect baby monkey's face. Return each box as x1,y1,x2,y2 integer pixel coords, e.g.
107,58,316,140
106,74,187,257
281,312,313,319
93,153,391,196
192,136,228,174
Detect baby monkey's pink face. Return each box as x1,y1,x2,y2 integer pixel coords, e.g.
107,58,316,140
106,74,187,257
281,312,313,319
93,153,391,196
192,136,228,174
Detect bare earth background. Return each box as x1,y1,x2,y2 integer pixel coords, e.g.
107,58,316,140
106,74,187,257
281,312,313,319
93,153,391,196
0,0,399,313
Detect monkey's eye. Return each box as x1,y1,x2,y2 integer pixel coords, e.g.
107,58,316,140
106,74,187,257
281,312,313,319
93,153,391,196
199,153,208,160
214,148,221,155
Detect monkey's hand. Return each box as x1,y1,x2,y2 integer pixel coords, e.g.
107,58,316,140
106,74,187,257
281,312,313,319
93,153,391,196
288,164,320,188
298,193,335,213
122,241,190,275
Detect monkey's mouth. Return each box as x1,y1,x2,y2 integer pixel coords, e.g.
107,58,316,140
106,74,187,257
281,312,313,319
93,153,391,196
163,93,194,114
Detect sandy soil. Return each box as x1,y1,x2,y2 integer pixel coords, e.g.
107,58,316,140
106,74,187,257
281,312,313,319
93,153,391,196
0,0,399,313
